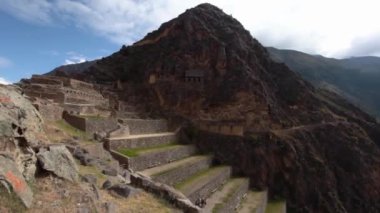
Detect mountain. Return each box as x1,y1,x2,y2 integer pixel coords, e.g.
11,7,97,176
48,3,380,212
268,47,380,119
47,60,98,76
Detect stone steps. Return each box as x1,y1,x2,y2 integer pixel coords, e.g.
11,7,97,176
175,166,232,203
113,144,197,171
140,155,213,186
107,132,177,150
237,190,268,213
203,178,250,213
118,118,169,134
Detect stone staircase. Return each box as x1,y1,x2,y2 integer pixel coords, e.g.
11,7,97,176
106,118,285,213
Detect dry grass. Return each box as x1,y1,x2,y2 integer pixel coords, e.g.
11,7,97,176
100,190,179,213
77,163,108,187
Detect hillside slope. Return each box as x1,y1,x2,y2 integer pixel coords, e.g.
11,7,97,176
268,47,380,119
48,3,380,212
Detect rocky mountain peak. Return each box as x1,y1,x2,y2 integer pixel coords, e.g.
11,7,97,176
32,3,380,212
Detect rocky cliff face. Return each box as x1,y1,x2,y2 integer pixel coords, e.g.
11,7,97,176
0,85,48,179
52,3,380,212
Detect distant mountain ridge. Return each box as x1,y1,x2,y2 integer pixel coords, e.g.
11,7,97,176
268,47,380,119
46,60,98,76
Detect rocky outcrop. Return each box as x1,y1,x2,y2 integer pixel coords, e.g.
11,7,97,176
0,85,50,207
0,85,48,147
0,155,34,208
37,145,79,182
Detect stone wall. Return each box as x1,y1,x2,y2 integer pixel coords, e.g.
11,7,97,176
108,133,177,150
180,127,264,187
152,156,212,186
109,150,130,168
34,102,64,121
118,119,169,134
63,88,106,105
63,103,110,117
187,167,232,203
63,112,118,134
130,173,200,213
69,78,95,90
25,91,65,103
217,179,249,213
86,118,119,135
63,103,97,115
29,75,108,106
63,111,87,131
117,145,197,171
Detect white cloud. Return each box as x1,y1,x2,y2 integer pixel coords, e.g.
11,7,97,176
64,52,87,65
1,0,380,57
0,0,53,24
0,77,11,85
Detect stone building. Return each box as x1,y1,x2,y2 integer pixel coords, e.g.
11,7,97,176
184,69,204,83
21,75,110,118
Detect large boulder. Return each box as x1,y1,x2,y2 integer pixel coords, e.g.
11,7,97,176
0,85,48,181
0,85,48,147
0,85,50,208
37,145,79,182
0,155,33,208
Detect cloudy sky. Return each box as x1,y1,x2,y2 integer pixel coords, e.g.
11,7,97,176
0,0,379,83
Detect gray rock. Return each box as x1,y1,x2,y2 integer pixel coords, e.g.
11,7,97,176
93,131,107,142
37,145,79,182
91,184,101,200
0,85,48,147
104,202,116,213
73,148,98,166
81,174,97,185
73,147,86,159
102,179,112,189
109,184,137,198
102,168,118,176
0,155,34,208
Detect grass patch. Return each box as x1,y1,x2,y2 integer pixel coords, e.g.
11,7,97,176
101,189,177,213
212,203,223,213
117,143,178,158
265,200,286,213
118,148,139,157
55,120,89,140
0,185,27,212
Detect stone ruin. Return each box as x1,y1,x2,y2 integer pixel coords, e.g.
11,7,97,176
20,75,112,119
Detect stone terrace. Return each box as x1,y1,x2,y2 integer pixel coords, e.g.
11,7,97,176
22,75,109,107
104,117,281,213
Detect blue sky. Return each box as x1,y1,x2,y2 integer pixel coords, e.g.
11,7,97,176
1,0,380,84
0,11,119,83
